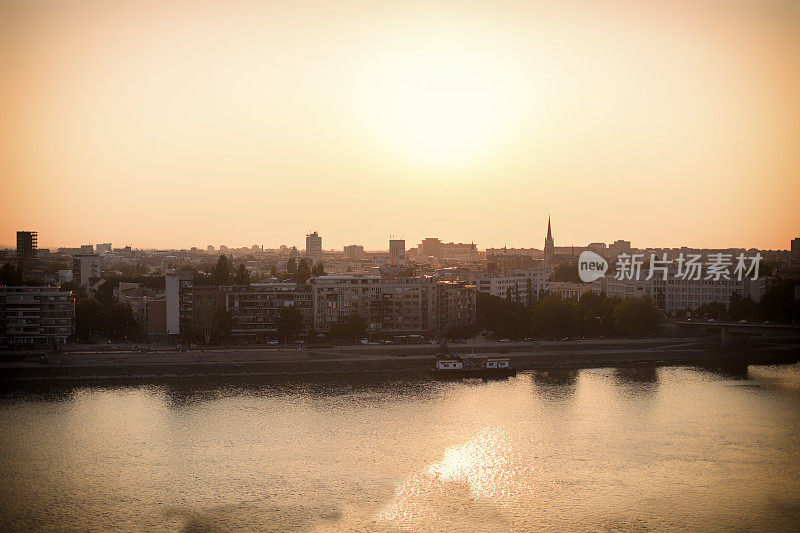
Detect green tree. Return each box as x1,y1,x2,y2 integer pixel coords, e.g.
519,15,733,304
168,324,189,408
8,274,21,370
270,264,279,278
329,314,366,342
75,298,141,341
757,279,796,322
578,291,619,337
612,296,661,337
311,262,326,276
187,302,233,344
0,263,23,285
235,264,250,285
296,259,312,284
286,257,297,275
530,294,580,339
728,292,756,321
694,301,727,320
75,298,105,341
276,305,304,342
212,255,231,285
477,293,529,339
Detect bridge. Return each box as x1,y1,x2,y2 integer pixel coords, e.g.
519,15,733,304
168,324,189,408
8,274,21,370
670,320,800,348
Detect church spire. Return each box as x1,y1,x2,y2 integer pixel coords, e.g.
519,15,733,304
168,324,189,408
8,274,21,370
544,216,555,266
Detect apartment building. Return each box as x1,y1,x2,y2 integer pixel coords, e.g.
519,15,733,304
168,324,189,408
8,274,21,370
475,268,551,305
605,275,767,314
389,239,406,264
222,283,313,341
310,275,476,337
165,271,193,336
343,245,365,259
306,232,322,263
72,254,101,287
0,286,75,346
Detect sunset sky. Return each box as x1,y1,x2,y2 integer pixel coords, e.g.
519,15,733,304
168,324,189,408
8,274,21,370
1,0,798,251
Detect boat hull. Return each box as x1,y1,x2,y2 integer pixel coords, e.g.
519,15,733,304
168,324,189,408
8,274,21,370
430,368,517,380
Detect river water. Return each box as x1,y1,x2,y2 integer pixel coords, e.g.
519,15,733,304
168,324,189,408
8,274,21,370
1,364,799,532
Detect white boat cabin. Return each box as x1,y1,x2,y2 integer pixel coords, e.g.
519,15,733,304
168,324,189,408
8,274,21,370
485,358,510,369
436,360,463,370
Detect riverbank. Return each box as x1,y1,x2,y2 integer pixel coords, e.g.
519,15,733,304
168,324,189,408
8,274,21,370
1,337,798,382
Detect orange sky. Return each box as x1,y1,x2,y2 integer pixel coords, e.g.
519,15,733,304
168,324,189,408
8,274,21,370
1,0,798,251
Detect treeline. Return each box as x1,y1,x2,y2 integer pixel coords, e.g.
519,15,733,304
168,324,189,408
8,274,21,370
687,279,797,323
74,298,141,342
68,276,160,342
478,292,661,340
192,255,325,286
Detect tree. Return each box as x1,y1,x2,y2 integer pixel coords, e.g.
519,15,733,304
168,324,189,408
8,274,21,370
728,292,756,321
286,257,297,275
235,264,250,285
296,259,311,284
477,293,529,339
530,294,580,339
758,279,795,322
612,296,661,337
187,302,233,344
311,262,326,277
694,301,727,320
276,305,304,342
270,264,279,278
0,263,23,285
75,298,105,341
578,291,619,337
329,314,366,342
212,255,231,285
75,298,141,341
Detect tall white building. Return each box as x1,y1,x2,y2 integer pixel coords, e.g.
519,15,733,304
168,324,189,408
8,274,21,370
165,271,193,336
72,254,101,287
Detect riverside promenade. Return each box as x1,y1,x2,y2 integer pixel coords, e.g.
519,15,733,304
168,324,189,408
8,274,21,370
1,337,799,382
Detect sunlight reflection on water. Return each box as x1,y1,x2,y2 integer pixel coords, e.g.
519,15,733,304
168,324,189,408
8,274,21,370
0,365,799,532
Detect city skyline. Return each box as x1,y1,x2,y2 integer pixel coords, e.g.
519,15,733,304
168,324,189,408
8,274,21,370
1,224,797,253
2,230,798,254
2,0,799,251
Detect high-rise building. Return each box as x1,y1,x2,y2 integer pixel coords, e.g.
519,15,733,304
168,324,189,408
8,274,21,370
791,237,800,262
343,244,364,259
72,254,102,287
306,232,322,262
16,231,37,269
389,239,406,264
80,244,94,254
95,243,112,254
544,217,555,266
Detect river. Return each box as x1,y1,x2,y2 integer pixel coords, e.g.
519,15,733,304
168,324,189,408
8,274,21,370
1,364,799,532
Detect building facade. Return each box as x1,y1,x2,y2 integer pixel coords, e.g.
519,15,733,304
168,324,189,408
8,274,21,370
306,232,322,263
0,287,75,346
389,239,406,264
343,245,364,259
222,283,313,341
165,271,193,336
310,275,476,338
72,254,102,287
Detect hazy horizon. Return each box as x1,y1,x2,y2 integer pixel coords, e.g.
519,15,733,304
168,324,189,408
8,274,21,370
2,0,798,251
